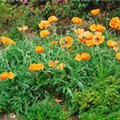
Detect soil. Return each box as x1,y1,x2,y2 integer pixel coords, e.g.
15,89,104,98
0,114,79,120
0,115,20,120
26,31,37,39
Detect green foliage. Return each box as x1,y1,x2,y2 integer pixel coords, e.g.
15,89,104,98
0,2,42,32
32,0,52,6
4,27,23,40
73,76,120,120
24,98,71,120
0,29,120,116
113,8,120,18
41,1,72,19
0,1,13,26
7,0,16,4
11,4,42,30
0,37,84,115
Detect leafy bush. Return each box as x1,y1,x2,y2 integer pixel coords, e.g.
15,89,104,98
0,2,42,32
24,98,71,120
4,27,23,40
11,4,42,30
0,37,84,115
0,1,13,26
0,29,120,116
113,8,120,18
73,76,120,120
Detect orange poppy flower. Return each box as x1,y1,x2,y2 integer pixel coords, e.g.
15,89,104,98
89,24,105,32
0,72,15,80
50,40,58,45
107,40,118,48
96,24,106,32
91,9,100,16
113,46,119,52
55,98,62,103
17,27,23,32
40,30,50,38
1,36,16,44
29,63,44,71
71,17,82,24
81,53,91,60
56,63,65,70
85,39,95,47
48,15,58,24
38,20,50,29
74,53,90,61
49,60,56,68
109,17,120,29
116,53,120,61
74,54,82,61
78,31,94,43
35,46,45,54
23,26,28,31
81,31,94,40
74,28,84,35
60,36,73,48
54,60,59,64
0,72,9,80
94,32,105,45
89,24,96,31
48,60,59,68
17,26,28,32
8,72,16,79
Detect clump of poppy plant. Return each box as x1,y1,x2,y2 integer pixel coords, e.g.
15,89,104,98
1,8,120,120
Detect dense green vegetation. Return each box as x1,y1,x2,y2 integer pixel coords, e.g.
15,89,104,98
73,76,120,120
0,0,120,120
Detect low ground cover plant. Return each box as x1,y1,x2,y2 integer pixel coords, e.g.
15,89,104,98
73,76,120,120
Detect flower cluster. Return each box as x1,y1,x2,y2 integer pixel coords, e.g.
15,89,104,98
39,16,58,38
0,72,15,80
1,9,120,81
17,26,28,32
77,30,105,46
